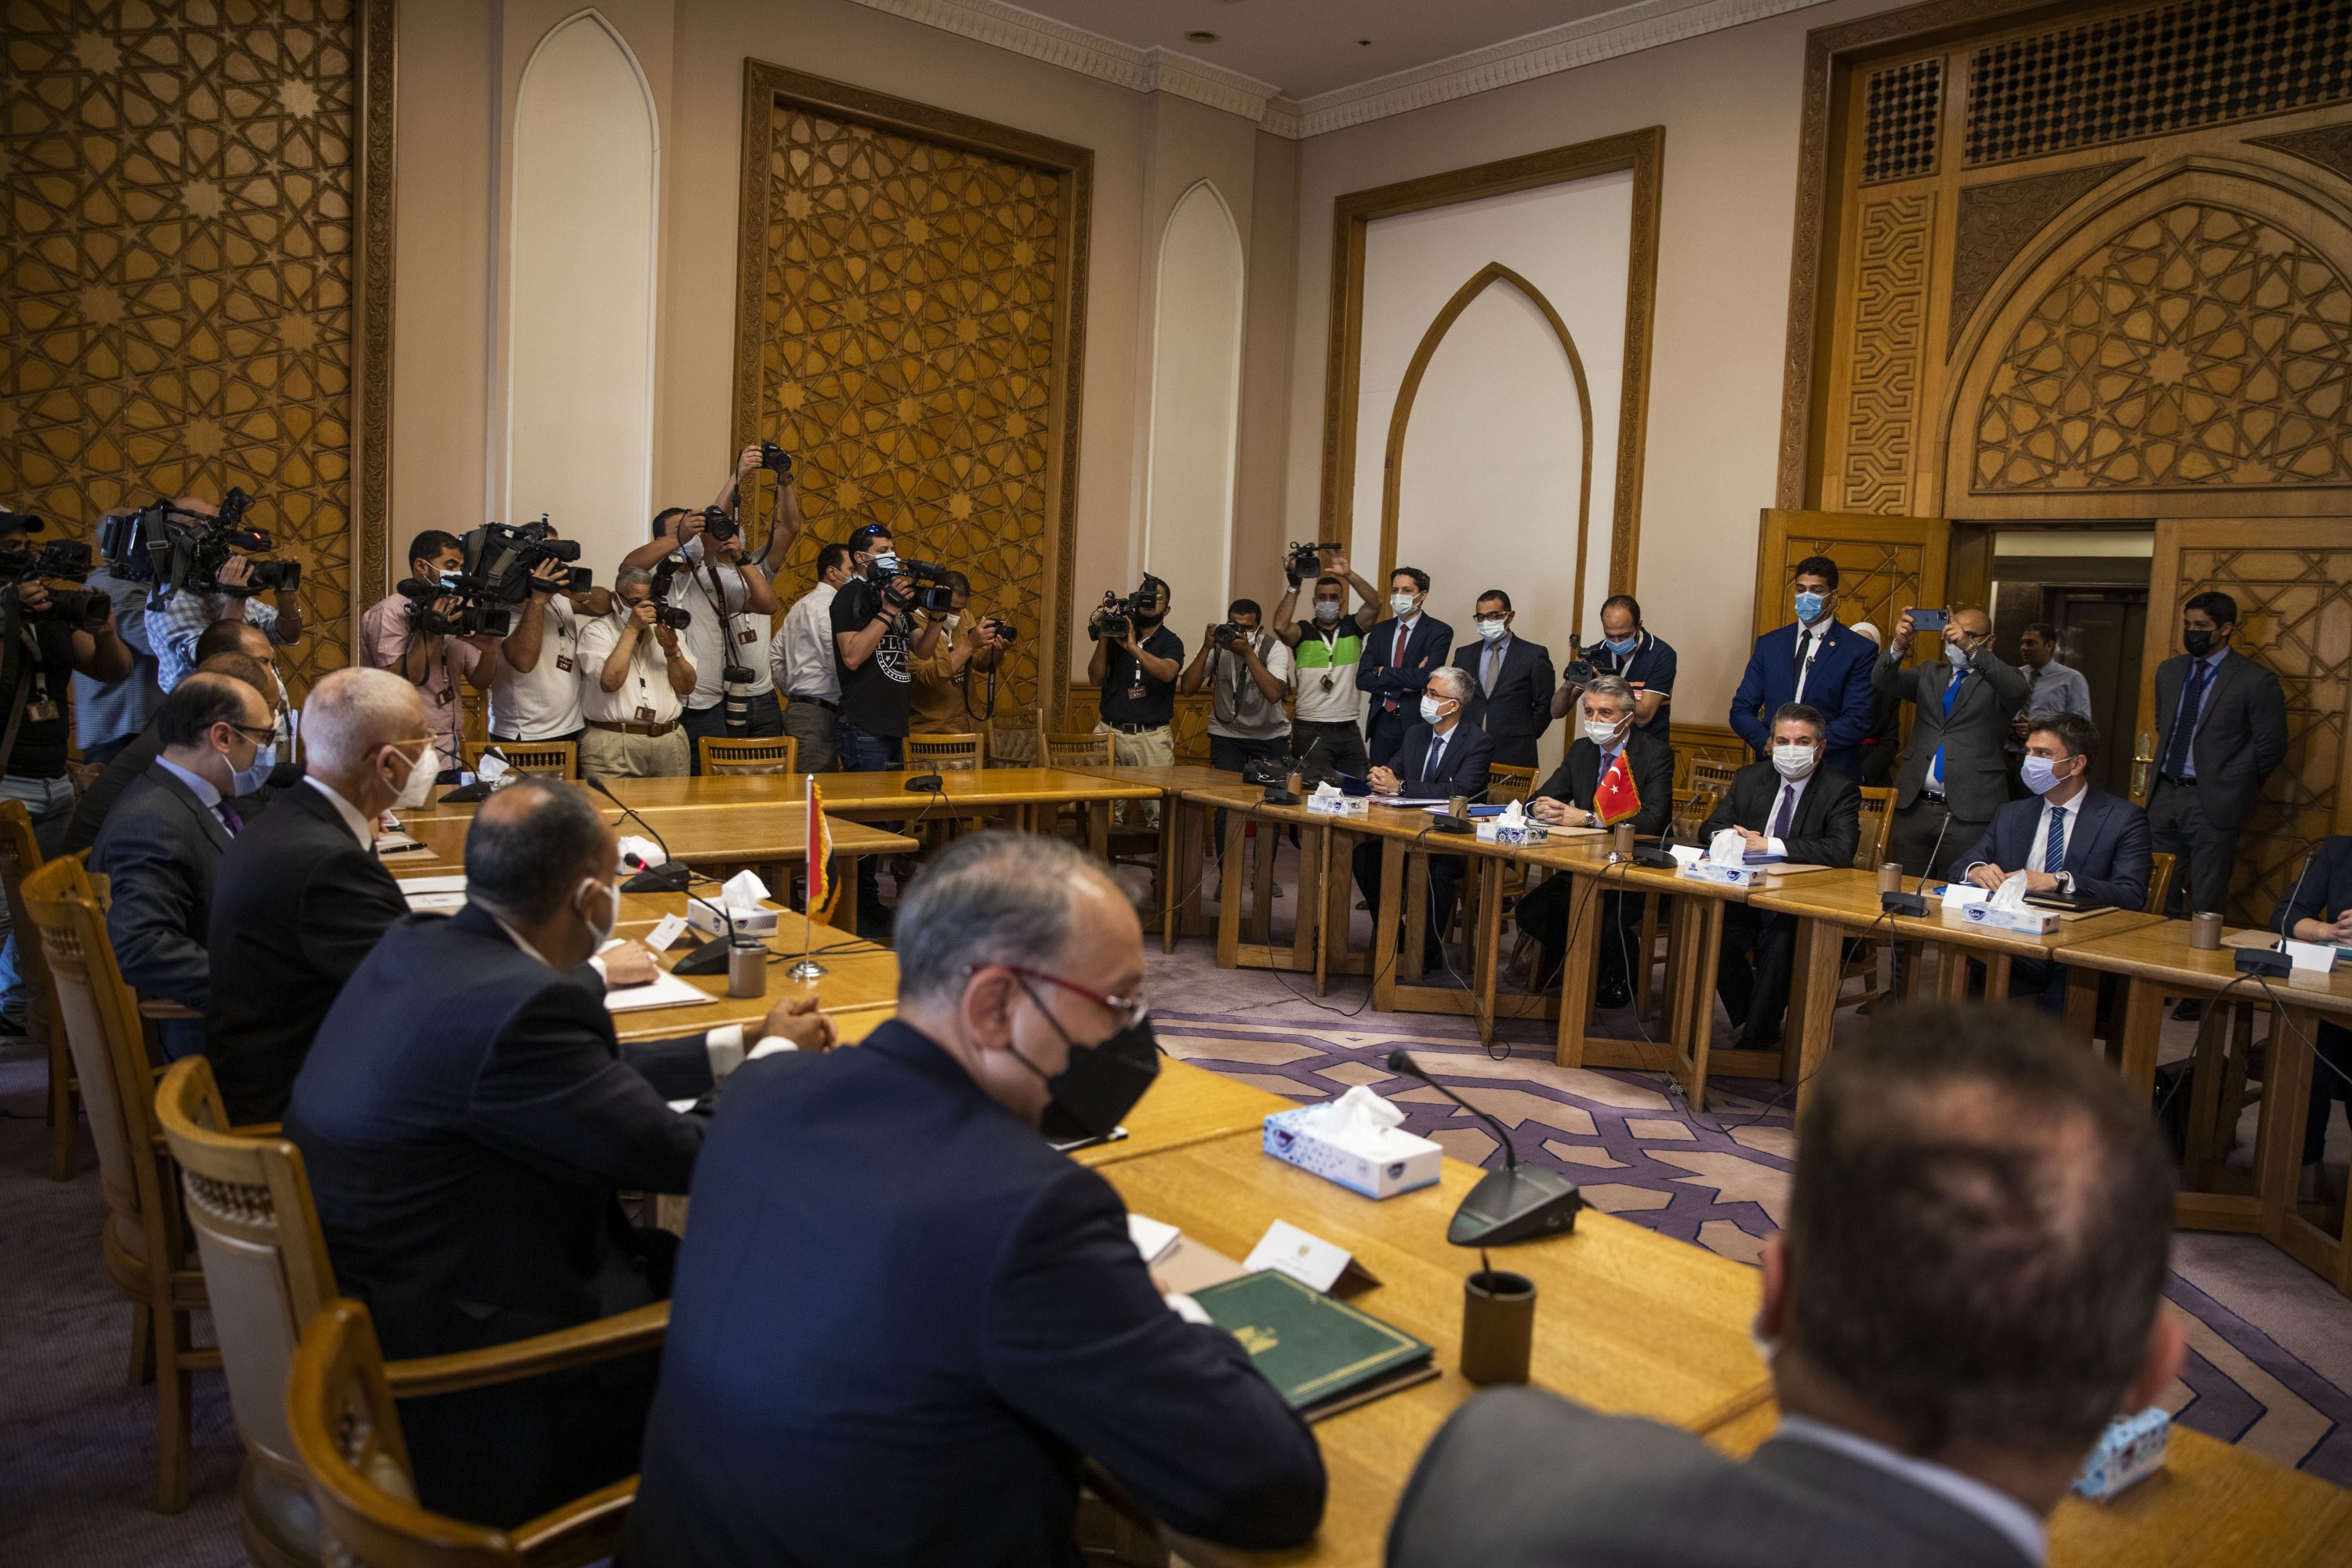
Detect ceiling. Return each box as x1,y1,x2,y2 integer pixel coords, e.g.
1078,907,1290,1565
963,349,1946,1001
1001,0,1637,101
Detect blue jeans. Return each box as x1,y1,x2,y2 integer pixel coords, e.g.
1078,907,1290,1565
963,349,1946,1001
0,775,75,1018
832,724,902,930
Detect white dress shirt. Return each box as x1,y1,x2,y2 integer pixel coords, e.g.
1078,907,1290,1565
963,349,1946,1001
302,775,377,849
667,543,775,707
2025,789,2085,890
1791,619,1830,704
1775,1414,2046,1566
576,609,687,725
771,580,841,702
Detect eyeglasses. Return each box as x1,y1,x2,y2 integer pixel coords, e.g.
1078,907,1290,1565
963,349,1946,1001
1472,612,1509,624
220,721,275,745
979,964,1149,1029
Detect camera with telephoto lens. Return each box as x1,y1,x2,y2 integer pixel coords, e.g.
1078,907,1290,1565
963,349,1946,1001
0,533,113,632
758,441,793,482
1286,540,1343,583
643,559,695,631
97,487,300,605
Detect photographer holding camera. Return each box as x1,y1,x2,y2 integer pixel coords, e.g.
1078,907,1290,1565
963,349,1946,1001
908,571,1008,734
829,524,942,772
1087,575,1181,779
363,529,504,782
1178,600,1290,775
149,494,305,691
576,566,697,779
1272,548,1379,782
485,519,611,750
644,502,782,768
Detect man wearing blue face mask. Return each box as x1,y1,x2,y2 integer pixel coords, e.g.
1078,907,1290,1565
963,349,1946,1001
89,672,276,1059
1730,557,1878,782
1552,593,1673,751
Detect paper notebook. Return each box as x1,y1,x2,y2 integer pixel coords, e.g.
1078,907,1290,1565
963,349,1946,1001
1189,1269,1436,1421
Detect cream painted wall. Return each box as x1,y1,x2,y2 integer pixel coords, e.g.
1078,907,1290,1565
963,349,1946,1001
1287,0,1903,738
1142,181,1247,636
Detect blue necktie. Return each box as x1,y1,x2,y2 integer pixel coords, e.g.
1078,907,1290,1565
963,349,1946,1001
2044,806,2067,876
1930,667,1966,788
2164,659,2209,779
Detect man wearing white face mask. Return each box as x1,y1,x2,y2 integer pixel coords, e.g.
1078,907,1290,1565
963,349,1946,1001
1454,589,1556,769
1700,704,1861,1050
289,777,833,1528
1356,565,1454,769
1730,557,1878,782
1353,666,1494,975
207,667,429,1123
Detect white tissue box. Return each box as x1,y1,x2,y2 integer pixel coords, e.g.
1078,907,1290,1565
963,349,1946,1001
2072,1407,2169,1501
686,902,779,938
1679,861,1761,888
1952,902,2057,935
1305,793,1367,817
1477,818,1548,844
1262,1105,1440,1200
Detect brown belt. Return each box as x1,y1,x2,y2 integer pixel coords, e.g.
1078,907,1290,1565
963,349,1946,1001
589,718,678,738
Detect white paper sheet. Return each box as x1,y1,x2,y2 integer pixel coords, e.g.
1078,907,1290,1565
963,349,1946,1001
604,967,720,1014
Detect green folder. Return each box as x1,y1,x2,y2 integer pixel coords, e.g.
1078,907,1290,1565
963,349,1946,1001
1192,1270,1438,1420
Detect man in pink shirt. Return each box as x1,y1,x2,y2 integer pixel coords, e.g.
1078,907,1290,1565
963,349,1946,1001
360,529,502,782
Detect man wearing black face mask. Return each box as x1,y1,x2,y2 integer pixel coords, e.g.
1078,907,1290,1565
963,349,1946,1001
2148,590,2287,932
623,831,1325,1568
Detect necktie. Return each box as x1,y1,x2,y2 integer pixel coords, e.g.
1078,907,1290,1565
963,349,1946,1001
1426,735,1446,783
1791,630,1812,685
1387,621,1409,712
2164,658,2210,779
1770,782,1796,841
1483,643,1499,695
1930,666,1967,788
216,799,242,834
2044,805,2067,876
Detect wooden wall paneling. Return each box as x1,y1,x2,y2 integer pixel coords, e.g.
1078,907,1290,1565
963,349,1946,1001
733,64,1091,725
2139,518,2352,926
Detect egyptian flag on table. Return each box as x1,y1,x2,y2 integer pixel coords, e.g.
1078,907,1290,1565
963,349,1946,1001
1592,749,1642,827
805,775,833,913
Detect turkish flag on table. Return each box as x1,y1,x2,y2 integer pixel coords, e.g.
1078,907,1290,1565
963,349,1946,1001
1592,750,1642,826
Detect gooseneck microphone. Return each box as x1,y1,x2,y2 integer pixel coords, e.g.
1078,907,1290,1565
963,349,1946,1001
1386,1051,1584,1246
1881,802,1953,918
587,775,691,892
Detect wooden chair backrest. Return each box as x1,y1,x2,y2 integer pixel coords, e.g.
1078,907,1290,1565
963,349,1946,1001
467,741,575,780
906,732,984,771
1688,757,1742,799
1854,786,1896,869
1044,731,1114,770
0,799,58,1032
24,855,188,1284
1671,788,1717,845
2146,851,2177,916
155,1056,339,1497
699,735,798,776
1488,764,1537,806
985,707,1046,766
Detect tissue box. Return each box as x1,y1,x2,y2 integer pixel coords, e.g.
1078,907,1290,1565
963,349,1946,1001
1262,1105,1440,1199
2072,1407,2169,1501
1679,861,1761,888
1477,818,1549,845
687,902,779,938
1952,902,2057,935
1305,793,1367,817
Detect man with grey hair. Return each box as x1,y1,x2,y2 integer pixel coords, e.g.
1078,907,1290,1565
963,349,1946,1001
576,564,696,779
625,830,1326,1567
206,667,432,1121
1356,660,1494,975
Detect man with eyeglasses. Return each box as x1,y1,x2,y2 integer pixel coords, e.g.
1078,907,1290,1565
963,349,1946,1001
1875,605,2028,884
624,831,1325,1568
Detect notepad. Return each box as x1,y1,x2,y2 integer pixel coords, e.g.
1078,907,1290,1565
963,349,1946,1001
1189,1269,1436,1421
604,967,718,1014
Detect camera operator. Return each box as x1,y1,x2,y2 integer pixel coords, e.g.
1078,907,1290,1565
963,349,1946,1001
909,572,1007,735
362,529,503,782
0,564,134,1033
1179,600,1290,775
830,523,942,937
73,512,164,767
1549,593,1675,749
1088,575,1181,778
770,543,853,773
151,494,304,691
485,520,610,750
576,566,696,779
1278,553,1377,782
1269,545,1380,652
641,503,782,770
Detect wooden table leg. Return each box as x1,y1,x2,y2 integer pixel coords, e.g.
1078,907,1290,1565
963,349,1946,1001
2063,966,2100,1041
2184,996,2230,1192
1789,917,1842,1111
831,855,860,933
2257,1001,2317,1250
1552,869,1601,1069
1931,941,1969,1002
1157,797,1181,954
1402,851,1433,1014
2114,972,2164,1099
1250,817,1278,947
1472,857,1504,1046
1984,952,2013,1003
1290,819,1323,972
1688,898,1726,1114
1373,837,1406,1014
1215,809,1247,970
1315,824,1335,996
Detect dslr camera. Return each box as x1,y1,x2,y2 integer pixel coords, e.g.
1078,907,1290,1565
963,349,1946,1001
0,514,112,632
98,488,300,605
976,614,1019,645
642,559,695,631
695,503,739,546
1212,621,1253,650
1286,540,1342,583
758,441,794,481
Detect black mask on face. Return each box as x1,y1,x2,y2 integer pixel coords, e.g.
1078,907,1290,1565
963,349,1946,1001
1010,978,1161,1142
2183,626,2216,658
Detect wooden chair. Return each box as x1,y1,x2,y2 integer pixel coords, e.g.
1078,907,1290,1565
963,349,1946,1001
1043,731,1114,770
985,706,1047,767
698,735,797,775
0,798,74,1180
1687,757,1741,800
465,740,575,780
288,1297,665,1568
1839,786,1901,1010
25,853,216,1512
906,731,985,772
1487,763,1537,806
2145,851,2178,916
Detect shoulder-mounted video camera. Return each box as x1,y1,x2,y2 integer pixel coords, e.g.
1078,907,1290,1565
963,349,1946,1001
407,516,592,638
865,550,952,612
97,488,299,606
1088,576,1168,642
0,510,112,631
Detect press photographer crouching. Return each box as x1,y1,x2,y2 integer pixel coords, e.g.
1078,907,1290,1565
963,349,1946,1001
102,488,304,691
363,529,503,782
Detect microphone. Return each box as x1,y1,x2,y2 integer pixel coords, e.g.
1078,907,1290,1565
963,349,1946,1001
670,880,744,976
2274,846,2318,942
587,775,690,891
1261,733,1327,805
1882,803,1953,917
1385,1051,1584,1245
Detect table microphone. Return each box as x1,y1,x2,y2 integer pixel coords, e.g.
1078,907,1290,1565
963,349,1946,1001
1881,806,1951,917
1385,1051,1584,1245
587,775,691,891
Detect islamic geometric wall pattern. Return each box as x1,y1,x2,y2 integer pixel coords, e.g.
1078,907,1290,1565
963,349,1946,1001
1838,192,1933,514
1973,204,2352,494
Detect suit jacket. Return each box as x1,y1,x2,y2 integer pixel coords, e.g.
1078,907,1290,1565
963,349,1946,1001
1388,1388,2034,1568
1731,620,1879,780
1451,636,1554,744
2152,648,2289,830
1533,730,1674,839
2276,834,2352,938
1383,720,1497,802
1961,788,2151,912
1700,760,1862,870
1356,613,1456,718
622,1021,1325,1568
1874,651,2030,820
89,764,231,1014
64,712,299,855
206,780,409,1123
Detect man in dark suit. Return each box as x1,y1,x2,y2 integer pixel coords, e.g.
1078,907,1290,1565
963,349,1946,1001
1844,619,1904,786
1703,704,1860,1051
89,674,275,1059
206,666,426,1123
1388,1003,2183,1568
1353,667,1497,975
1730,556,1878,782
1453,589,1553,769
2148,590,2288,921
1959,713,2152,1013
2274,837,2352,1186
288,777,833,1529
1356,564,1454,768
1876,605,2028,884
624,831,1324,1567
1513,676,1672,1007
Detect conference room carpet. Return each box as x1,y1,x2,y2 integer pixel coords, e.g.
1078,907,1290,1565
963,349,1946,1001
6,940,2350,1563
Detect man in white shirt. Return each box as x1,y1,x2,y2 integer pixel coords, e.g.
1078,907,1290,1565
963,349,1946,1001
2006,623,2095,798
576,567,697,779
770,543,851,774
1389,1001,2183,1568
652,505,781,770
485,523,610,750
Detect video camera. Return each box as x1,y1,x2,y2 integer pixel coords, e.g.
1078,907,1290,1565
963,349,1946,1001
97,488,300,606
1087,575,1168,643
0,510,112,632
864,549,953,611
406,516,590,638
1286,540,1343,583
